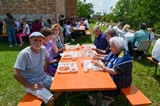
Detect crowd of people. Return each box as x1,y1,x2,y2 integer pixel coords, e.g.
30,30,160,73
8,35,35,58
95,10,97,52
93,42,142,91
0,13,90,47
5,11,158,106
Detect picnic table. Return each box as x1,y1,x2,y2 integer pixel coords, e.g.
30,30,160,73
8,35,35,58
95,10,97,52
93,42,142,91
50,44,117,105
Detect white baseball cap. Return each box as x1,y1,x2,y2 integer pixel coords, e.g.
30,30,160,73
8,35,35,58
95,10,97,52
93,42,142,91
29,32,45,38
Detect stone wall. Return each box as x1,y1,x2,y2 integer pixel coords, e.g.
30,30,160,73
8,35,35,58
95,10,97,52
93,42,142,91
66,0,77,17
0,0,77,22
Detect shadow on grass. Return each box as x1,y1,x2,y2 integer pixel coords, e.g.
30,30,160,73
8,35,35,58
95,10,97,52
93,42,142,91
52,92,130,106
153,75,160,83
133,55,150,66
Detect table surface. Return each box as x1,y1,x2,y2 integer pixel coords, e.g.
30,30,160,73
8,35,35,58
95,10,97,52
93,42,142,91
50,47,117,92
72,26,85,31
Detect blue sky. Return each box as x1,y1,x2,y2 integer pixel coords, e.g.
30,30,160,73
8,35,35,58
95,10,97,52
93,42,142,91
80,0,119,14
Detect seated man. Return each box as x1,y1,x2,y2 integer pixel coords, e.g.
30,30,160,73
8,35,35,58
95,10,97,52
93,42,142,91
152,38,160,63
93,28,116,56
129,23,149,59
93,25,109,50
93,37,132,104
13,32,61,106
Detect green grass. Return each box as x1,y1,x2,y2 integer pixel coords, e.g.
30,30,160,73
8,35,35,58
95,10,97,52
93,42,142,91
0,24,160,106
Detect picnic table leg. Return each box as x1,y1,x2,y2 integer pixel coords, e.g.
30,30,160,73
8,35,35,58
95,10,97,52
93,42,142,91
96,91,102,106
155,64,158,75
148,61,151,75
65,92,69,106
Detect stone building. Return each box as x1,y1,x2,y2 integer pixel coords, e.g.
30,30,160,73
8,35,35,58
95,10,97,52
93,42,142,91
0,0,77,22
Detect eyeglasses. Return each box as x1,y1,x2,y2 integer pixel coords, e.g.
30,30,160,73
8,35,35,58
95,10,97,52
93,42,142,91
54,29,60,31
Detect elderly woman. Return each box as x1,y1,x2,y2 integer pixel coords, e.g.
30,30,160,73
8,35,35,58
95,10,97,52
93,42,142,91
93,37,132,99
122,24,130,34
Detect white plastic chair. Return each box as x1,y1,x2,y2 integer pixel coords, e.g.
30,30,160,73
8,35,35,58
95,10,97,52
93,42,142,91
134,40,151,52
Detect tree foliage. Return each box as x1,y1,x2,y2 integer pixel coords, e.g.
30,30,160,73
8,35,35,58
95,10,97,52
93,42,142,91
101,0,160,32
77,0,94,18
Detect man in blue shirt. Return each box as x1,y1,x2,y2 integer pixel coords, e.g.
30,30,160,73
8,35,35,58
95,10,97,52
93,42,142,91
93,25,109,50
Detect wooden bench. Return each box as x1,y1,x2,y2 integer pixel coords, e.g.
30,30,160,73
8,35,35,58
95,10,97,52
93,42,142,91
0,34,7,37
85,30,91,35
18,93,42,106
147,57,158,75
121,85,151,106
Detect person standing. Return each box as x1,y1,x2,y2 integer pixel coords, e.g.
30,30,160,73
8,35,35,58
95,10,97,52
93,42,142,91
4,13,18,47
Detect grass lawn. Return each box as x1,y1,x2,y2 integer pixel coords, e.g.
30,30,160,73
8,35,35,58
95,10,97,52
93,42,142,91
0,23,160,106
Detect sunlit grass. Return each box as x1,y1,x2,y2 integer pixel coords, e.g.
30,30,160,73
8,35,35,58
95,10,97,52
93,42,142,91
0,23,160,106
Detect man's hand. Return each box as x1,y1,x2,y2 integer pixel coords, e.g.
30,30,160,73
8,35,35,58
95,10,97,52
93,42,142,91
29,83,44,91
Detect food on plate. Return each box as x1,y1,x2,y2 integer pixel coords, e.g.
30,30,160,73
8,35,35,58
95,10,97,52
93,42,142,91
58,62,78,73
59,66,70,71
85,45,92,49
68,46,78,50
83,44,96,50
63,54,72,58
84,50,97,57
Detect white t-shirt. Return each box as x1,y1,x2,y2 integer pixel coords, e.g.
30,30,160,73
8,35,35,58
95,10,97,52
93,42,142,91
15,21,20,31
23,24,30,34
84,19,89,29
65,25,71,36
149,31,154,41
113,26,125,38
152,38,160,62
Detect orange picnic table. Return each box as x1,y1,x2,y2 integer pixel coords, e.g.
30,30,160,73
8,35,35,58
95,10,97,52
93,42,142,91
50,46,117,105
72,26,85,31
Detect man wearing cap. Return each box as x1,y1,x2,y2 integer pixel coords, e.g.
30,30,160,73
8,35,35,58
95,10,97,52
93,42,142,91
13,32,60,106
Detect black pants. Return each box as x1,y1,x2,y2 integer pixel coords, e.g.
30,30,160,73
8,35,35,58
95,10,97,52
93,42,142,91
128,41,144,57
152,57,159,63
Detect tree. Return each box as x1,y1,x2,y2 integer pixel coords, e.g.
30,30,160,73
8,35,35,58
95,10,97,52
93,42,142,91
111,0,160,31
77,0,94,18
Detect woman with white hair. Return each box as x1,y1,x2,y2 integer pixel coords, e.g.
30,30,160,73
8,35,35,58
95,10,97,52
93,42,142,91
122,24,130,34
93,37,132,104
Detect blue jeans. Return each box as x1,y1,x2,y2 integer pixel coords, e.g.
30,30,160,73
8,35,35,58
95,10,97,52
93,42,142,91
6,28,17,45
